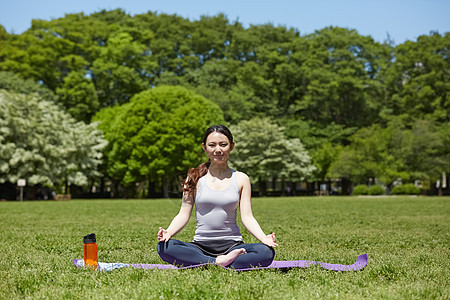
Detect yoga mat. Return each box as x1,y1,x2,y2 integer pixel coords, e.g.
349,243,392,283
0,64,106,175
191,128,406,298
73,253,368,272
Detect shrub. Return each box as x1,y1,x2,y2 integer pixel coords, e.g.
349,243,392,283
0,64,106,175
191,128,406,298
352,184,369,195
391,184,421,195
369,185,385,195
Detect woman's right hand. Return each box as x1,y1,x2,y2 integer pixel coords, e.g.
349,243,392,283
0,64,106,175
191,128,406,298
157,227,172,242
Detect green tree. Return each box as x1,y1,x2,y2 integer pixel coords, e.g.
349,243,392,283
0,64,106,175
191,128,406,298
0,31,58,89
396,119,449,181
290,27,390,129
384,32,450,124
93,86,224,198
1,10,448,198
177,59,265,123
0,90,107,190
281,117,358,184
0,71,56,101
56,71,99,122
328,120,448,187
230,118,315,196
310,142,340,181
328,124,408,186
190,14,231,63
91,31,151,107
135,11,194,74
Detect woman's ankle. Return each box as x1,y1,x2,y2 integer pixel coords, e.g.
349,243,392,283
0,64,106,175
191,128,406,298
215,248,247,267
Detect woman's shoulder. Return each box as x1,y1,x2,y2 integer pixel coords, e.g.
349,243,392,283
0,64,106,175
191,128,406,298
234,170,250,183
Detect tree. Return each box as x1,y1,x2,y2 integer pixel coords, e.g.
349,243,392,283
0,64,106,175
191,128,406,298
0,31,60,89
328,120,449,188
0,90,107,191
396,119,449,181
229,118,315,195
289,27,390,129
1,10,447,196
93,86,224,198
328,124,408,186
91,31,151,107
177,59,266,123
56,71,99,122
0,71,56,101
384,32,450,124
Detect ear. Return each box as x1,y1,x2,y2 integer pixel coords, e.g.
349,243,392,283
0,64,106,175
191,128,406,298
230,141,235,151
202,143,206,152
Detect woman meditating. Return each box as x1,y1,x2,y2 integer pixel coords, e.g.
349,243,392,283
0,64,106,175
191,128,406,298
157,125,277,269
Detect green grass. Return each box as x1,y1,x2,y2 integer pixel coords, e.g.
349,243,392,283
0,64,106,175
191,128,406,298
1,196,449,299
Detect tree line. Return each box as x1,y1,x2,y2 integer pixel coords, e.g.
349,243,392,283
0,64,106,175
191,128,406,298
0,9,448,198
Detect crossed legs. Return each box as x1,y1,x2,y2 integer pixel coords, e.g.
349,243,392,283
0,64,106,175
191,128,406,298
157,239,275,269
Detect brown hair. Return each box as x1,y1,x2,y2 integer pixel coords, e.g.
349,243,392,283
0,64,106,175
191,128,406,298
182,125,234,198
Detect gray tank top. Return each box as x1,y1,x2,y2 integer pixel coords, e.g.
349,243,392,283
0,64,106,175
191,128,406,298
193,170,243,242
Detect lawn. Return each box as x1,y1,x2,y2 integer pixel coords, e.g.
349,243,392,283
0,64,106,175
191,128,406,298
0,196,448,299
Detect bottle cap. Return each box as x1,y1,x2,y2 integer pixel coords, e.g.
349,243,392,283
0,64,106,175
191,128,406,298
84,233,96,243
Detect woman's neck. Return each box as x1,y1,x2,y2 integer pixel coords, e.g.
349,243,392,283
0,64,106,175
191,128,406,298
208,163,231,179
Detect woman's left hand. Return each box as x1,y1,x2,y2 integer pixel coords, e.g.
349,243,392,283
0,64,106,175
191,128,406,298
261,232,278,248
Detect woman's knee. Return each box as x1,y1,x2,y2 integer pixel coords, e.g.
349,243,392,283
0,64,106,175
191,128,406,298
248,244,275,267
157,239,180,255
157,239,182,264
156,241,164,254
231,244,275,268
248,243,275,259
258,244,275,261
246,244,275,264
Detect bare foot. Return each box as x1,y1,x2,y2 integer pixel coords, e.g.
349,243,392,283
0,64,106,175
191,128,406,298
215,248,247,267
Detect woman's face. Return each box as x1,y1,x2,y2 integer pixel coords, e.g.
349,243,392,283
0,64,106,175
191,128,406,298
202,132,234,164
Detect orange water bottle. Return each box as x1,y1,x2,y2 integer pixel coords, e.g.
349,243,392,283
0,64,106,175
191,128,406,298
83,233,98,269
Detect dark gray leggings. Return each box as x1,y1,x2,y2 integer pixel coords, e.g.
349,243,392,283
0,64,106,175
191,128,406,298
157,239,275,269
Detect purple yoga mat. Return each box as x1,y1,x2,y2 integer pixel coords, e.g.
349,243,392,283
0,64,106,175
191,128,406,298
73,253,368,272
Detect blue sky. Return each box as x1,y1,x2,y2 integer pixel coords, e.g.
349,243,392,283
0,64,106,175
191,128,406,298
1,0,448,44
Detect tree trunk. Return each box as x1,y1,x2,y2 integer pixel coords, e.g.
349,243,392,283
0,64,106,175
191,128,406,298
281,178,286,196
258,179,267,197
100,177,105,194
291,181,297,196
305,180,314,196
147,180,156,198
341,178,351,195
64,178,69,195
162,177,169,199
113,180,120,198
141,181,146,198
328,178,332,195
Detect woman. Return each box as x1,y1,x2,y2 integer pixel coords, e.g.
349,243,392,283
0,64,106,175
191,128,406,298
157,125,278,269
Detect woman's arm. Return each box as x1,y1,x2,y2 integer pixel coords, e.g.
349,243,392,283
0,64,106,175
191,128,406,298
157,191,194,242
238,172,278,247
